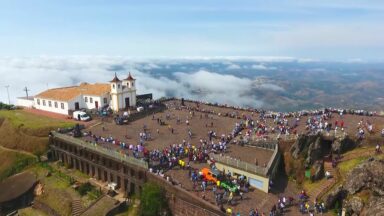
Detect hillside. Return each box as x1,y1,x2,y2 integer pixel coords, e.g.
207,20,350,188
0,147,36,181
0,109,74,155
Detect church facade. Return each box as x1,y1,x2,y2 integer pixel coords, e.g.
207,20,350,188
22,73,137,115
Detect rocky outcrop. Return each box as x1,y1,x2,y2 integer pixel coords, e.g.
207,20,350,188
365,196,384,216
306,136,323,167
311,160,324,181
325,159,384,215
290,134,319,160
343,196,364,216
332,135,356,154
345,159,384,196
324,185,347,209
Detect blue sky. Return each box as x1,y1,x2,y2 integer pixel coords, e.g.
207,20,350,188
1,0,384,60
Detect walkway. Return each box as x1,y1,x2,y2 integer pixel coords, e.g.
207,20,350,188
307,161,338,200
308,147,378,201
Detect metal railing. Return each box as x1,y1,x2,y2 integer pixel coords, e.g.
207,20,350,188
210,141,279,177
51,131,148,169
265,144,279,175
210,153,267,176
246,139,278,150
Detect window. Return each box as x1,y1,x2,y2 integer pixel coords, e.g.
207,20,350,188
112,84,115,89
84,97,88,102
54,102,58,108
118,84,120,89
61,103,65,109
103,98,107,104
48,101,52,107
132,82,134,87
42,100,46,106
90,97,93,103
37,99,40,105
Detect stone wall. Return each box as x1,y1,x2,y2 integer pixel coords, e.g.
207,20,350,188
168,197,223,216
147,174,224,216
50,133,225,216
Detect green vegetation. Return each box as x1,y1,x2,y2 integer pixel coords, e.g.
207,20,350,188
77,182,93,196
140,182,170,216
18,207,48,216
30,163,82,216
87,187,102,200
333,200,341,215
303,178,326,193
37,162,75,185
0,102,15,110
0,147,37,181
0,109,74,154
0,109,73,130
38,187,73,216
339,156,368,176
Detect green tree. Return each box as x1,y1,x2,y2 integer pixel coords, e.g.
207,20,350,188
140,182,170,216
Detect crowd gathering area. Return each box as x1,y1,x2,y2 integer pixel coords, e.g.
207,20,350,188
74,99,384,216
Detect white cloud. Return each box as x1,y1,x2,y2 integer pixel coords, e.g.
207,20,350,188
255,83,284,91
251,64,267,70
0,56,277,108
173,70,263,106
139,63,161,70
251,64,277,70
226,63,242,70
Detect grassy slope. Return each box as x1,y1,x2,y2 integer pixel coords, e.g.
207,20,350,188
0,109,74,154
0,147,36,181
0,109,73,133
18,207,48,216
30,164,77,216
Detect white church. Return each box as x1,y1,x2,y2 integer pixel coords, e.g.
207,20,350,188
18,73,138,115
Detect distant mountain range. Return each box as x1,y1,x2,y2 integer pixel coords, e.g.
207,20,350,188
132,60,384,112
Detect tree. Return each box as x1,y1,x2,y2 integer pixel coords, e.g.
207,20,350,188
140,182,170,216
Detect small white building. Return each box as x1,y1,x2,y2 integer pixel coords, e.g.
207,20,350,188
18,73,138,115
16,97,34,108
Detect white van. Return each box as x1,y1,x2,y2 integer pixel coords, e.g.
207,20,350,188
137,106,144,112
73,111,91,121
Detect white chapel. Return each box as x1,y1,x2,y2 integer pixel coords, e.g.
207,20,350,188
18,72,138,115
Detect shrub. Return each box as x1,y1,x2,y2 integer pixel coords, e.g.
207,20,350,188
77,182,93,196
0,155,36,181
0,102,15,110
140,182,170,216
88,187,102,200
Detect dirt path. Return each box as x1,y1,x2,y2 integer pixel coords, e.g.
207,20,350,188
0,145,37,158
311,147,380,201
340,148,376,162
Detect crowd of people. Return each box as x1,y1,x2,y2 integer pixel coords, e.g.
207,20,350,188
61,98,384,215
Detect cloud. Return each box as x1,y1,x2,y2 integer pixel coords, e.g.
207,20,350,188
251,64,277,70
255,83,284,91
139,63,161,70
226,63,242,70
0,56,279,108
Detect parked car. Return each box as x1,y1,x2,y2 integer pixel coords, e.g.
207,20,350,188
114,115,129,125
73,111,91,121
137,106,144,112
